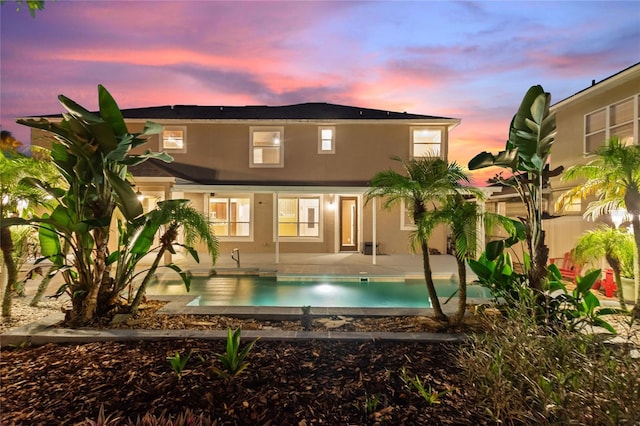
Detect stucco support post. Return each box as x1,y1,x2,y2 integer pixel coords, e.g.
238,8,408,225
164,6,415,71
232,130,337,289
274,192,280,264
372,197,377,265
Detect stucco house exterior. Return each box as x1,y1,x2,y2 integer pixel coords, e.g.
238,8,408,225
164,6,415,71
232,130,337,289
545,62,640,258
27,102,460,261
483,63,640,260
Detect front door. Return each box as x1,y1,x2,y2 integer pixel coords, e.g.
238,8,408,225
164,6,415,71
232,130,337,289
340,197,358,252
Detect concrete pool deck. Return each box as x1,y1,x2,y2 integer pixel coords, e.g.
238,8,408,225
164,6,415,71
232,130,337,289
1,254,477,346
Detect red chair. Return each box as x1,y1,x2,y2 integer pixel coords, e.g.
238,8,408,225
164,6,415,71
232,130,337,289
549,252,582,283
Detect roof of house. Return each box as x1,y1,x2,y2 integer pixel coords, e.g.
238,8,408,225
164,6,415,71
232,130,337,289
31,102,455,122
551,61,640,109
129,158,370,187
117,102,453,121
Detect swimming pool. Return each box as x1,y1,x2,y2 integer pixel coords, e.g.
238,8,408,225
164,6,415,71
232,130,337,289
146,276,492,308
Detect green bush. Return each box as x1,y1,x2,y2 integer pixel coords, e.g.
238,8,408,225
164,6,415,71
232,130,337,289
460,304,640,425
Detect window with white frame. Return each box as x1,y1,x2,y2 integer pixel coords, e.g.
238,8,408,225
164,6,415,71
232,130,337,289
278,196,320,237
209,196,251,237
318,126,335,154
411,127,442,158
162,126,187,152
585,94,639,153
250,126,283,167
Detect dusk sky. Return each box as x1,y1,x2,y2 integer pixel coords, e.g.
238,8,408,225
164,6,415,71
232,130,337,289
1,0,639,184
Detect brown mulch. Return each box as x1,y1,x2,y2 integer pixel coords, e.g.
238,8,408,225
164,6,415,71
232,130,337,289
0,302,492,425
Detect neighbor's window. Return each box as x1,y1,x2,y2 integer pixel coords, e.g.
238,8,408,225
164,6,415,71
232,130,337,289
585,95,638,153
162,126,187,152
411,127,442,158
209,196,251,237
250,126,283,167
278,197,320,237
318,126,335,154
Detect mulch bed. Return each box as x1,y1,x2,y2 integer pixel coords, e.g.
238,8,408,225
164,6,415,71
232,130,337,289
0,300,494,425
1,338,487,425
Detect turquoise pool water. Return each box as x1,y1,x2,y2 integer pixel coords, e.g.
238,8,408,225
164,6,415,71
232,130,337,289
146,276,491,308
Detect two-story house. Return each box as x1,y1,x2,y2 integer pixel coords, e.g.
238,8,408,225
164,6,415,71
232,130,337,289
545,62,640,258
28,102,459,260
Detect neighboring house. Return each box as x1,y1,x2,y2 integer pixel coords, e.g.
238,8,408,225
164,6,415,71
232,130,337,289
26,103,460,259
546,62,640,259
484,62,640,261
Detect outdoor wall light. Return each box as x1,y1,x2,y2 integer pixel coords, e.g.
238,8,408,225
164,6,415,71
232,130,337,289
611,209,628,229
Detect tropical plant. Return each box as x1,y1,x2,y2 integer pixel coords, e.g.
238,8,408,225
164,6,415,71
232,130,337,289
167,351,191,380
0,131,57,317
571,225,634,311
557,137,640,304
124,199,218,315
432,195,519,324
400,367,452,405
13,85,178,325
546,266,621,333
366,156,478,321
469,85,559,294
210,327,260,382
469,239,530,304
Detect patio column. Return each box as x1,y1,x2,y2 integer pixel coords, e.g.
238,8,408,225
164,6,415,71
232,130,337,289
274,192,279,264
372,197,377,265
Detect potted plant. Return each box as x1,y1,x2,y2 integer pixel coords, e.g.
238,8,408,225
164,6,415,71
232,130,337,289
571,225,634,310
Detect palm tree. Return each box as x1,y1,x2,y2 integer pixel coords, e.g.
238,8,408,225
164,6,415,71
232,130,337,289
571,225,634,311
0,131,56,317
431,195,480,323
557,137,640,304
122,199,219,315
366,156,476,322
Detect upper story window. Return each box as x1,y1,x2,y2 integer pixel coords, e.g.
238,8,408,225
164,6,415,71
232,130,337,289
318,126,335,154
278,196,320,238
209,196,251,238
411,127,442,158
250,126,283,167
585,94,639,153
162,126,187,153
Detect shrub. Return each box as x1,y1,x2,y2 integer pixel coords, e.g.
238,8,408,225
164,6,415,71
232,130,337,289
459,303,640,424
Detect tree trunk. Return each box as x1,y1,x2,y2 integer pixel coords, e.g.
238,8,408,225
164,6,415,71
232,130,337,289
80,227,109,323
129,248,165,316
453,255,467,325
30,265,55,307
0,226,17,317
421,242,447,322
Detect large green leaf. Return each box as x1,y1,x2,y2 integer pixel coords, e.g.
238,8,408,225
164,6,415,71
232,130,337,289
104,169,143,220
130,220,160,255
87,121,118,152
38,219,63,266
122,150,174,166
98,85,128,137
58,94,102,123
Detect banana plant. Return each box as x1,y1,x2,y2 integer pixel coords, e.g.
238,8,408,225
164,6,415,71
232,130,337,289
15,85,172,324
469,85,561,293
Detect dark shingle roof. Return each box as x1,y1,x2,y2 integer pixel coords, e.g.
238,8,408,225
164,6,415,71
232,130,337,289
113,102,451,121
